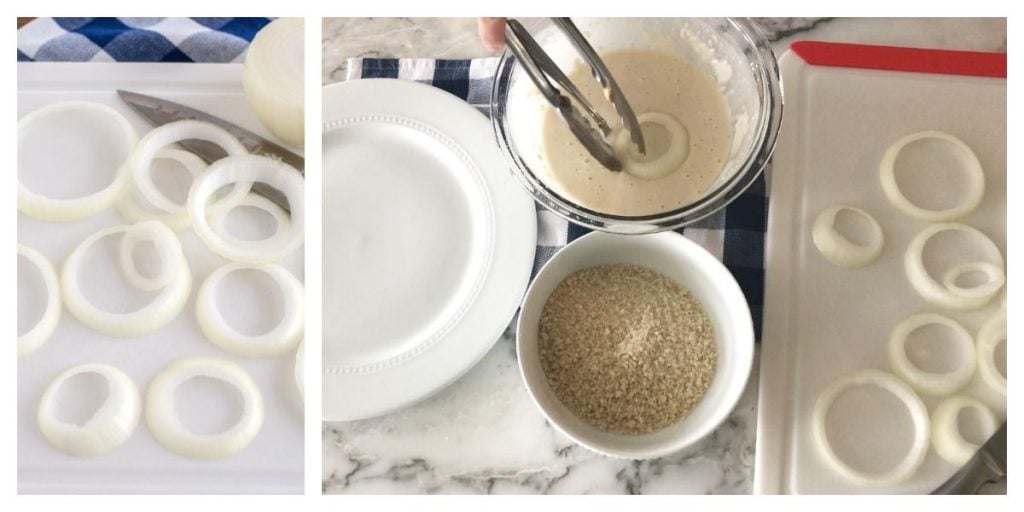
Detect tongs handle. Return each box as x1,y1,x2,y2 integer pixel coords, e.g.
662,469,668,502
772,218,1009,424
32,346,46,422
551,17,647,155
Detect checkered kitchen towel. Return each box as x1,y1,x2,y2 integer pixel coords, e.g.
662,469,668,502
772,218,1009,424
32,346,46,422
347,57,768,341
18,17,271,63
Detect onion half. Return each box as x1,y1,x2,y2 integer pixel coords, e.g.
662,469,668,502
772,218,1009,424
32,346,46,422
930,395,998,466
18,101,137,221
188,154,304,263
243,17,304,148
887,313,975,395
37,363,140,457
879,131,984,221
145,357,264,459
61,223,191,337
131,120,250,215
196,263,304,358
905,223,1004,310
976,309,1007,397
812,205,884,268
17,244,61,357
812,369,929,485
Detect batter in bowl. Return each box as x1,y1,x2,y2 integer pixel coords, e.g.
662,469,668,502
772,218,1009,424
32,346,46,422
538,48,732,217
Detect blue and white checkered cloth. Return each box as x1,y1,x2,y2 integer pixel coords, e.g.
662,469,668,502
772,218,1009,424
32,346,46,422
347,57,769,340
18,17,271,62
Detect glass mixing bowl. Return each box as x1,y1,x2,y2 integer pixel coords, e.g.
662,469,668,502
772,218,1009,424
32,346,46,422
491,18,783,233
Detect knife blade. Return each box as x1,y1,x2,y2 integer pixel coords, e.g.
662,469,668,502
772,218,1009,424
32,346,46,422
932,423,1006,494
117,89,303,211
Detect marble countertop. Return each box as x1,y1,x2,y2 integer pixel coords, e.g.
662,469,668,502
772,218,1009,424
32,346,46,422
321,17,1007,495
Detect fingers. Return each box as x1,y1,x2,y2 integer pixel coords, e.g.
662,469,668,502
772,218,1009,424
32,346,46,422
478,17,507,51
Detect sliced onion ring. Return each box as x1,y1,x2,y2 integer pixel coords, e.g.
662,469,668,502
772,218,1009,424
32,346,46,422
116,148,206,231
613,111,689,180
18,101,137,221
905,223,1004,310
118,221,184,292
888,313,975,395
930,395,998,466
18,244,61,357
196,263,304,358
812,205,884,267
37,363,140,457
145,357,263,459
879,131,984,221
942,261,1005,300
208,192,292,248
61,224,192,337
812,369,929,484
131,120,250,215
976,309,1006,397
189,154,304,263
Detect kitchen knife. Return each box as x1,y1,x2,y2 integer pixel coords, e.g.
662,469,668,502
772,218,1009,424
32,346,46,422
932,423,1006,494
117,89,303,211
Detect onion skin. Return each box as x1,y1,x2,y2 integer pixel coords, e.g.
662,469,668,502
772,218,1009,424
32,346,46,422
244,17,304,148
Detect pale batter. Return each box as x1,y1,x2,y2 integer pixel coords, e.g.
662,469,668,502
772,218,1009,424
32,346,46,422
538,48,732,216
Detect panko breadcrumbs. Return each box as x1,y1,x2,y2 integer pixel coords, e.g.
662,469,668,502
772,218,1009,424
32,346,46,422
538,264,717,435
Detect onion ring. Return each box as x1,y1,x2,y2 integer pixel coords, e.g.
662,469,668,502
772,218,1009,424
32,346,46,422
131,120,250,215
613,111,689,180
930,395,998,466
812,369,929,484
61,224,191,337
887,313,975,395
115,148,206,231
145,357,264,459
196,263,304,358
941,261,1005,300
188,154,304,263
812,205,884,267
905,223,1004,310
208,192,292,248
117,220,184,292
879,131,984,221
976,309,1006,397
18,101,137,221
37,363,140,457
17,244,61,357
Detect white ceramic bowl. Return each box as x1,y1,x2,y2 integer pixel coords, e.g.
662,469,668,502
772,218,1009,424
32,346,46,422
516,231,754,459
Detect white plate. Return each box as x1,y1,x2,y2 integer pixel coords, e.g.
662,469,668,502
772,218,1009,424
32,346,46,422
17,63,304,494
321,79,537,421
754,46,1006,494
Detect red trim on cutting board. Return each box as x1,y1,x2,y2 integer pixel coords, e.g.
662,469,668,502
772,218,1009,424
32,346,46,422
791,41,1006,78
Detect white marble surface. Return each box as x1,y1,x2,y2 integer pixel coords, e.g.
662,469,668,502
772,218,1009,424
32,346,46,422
321,17,1007,495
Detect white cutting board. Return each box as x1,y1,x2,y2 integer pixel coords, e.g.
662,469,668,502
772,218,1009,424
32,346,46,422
17,63,304,494
754,44,1006,494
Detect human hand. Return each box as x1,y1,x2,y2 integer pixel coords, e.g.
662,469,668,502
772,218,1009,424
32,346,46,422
477,17,506,51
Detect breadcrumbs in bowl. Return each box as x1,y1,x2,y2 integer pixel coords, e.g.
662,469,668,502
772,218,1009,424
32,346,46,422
517,231,754,459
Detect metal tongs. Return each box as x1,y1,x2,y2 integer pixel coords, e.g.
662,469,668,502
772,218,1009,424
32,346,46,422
505,18,647,172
